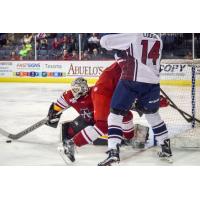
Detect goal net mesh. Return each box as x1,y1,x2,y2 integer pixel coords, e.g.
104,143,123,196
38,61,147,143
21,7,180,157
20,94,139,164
159,59,200,148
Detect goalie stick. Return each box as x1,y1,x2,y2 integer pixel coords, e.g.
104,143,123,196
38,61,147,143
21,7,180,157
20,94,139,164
0,109,64,140
0,117,49,140
160,88,200,124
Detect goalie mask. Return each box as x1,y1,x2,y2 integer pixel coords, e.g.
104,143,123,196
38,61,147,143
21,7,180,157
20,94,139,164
71,77,89,99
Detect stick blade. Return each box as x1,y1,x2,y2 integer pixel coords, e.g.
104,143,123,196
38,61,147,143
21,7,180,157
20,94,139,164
0,128,13,139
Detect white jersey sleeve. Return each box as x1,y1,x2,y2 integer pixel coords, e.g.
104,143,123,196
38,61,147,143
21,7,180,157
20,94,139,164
100,33,139,50
55,92,70,109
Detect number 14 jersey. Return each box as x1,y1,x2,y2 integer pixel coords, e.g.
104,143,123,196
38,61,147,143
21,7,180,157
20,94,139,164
100,33,163,84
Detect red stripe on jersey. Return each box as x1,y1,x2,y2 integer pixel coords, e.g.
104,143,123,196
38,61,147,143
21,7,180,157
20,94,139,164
83,129,93,142
56,100,66,109
94,126,104,136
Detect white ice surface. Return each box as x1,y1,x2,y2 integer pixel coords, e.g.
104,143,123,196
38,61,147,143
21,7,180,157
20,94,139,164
0,83,200,166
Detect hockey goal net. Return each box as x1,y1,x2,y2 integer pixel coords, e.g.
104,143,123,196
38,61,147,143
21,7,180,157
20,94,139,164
159,59,200,148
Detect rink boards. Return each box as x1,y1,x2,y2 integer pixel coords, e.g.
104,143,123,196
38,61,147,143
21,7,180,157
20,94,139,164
0,60,199,86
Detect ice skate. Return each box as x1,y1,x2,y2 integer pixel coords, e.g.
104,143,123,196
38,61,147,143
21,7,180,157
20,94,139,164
98,145,120,166
158,139,173,163
58,139,75,163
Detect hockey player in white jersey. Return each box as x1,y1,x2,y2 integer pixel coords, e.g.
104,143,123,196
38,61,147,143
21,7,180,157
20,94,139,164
98,33,172,166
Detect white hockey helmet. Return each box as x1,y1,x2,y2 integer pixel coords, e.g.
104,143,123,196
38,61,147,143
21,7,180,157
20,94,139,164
71,77,89,99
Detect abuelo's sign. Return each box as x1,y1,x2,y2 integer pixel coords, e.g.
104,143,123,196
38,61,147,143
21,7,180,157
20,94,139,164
0,60,115,79
67,63,104,76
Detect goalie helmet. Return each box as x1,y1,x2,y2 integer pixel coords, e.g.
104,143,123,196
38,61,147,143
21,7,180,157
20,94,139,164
71,77,89,99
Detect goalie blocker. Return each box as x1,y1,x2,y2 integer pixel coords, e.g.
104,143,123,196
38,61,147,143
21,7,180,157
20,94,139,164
60,115,149,146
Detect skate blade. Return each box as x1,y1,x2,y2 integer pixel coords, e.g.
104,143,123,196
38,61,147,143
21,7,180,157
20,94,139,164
57,146,73,165
159,156,173,163
98,158,120,166
110,161,120,166
157,151,173,163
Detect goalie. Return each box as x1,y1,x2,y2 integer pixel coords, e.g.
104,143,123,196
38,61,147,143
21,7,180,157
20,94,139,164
46,62,168,162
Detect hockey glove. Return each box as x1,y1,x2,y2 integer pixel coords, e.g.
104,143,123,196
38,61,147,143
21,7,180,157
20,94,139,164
45,103,62,128
160,95,169,108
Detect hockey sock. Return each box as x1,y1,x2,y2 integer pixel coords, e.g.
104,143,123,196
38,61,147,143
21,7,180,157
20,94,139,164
73,132,89,147
152,121,169,145
145,112,169,145
108,113,124,149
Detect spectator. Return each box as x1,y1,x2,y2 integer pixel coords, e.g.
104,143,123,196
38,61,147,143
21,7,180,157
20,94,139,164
90,48,101,60
39,38,48,50
61,49,70,60
60,35,70,49
20,34,33,55
52,38,60,50
99,49,109,60
88,33,100,44
0,34,7,47
68,37,77,52
88,33,100,52
70,50,79,60
23,34,33,45
10,51,19,60
0,33,198,61
19,43,29,58
81,50,91,60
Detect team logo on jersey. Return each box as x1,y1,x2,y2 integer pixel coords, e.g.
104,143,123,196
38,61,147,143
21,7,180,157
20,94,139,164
80,108,93,120
69,98,78,103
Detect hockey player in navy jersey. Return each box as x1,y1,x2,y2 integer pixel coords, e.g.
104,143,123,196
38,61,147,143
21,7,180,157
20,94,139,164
98,33,172,166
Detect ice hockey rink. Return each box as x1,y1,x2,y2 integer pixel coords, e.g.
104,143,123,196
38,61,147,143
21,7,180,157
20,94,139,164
0,82,200,166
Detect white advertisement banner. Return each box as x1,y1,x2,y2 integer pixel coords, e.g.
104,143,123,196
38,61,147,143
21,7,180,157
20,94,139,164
0,61,114,78
0,61,13,77
160,63,200,80
0,61,199,81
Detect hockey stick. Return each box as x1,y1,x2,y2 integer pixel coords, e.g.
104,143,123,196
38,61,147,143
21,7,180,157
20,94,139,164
160,88,200,123
0,109,64,140
169,103,200,123
0,117,49,140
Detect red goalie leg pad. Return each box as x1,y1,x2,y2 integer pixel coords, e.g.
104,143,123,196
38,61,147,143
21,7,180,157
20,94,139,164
73,132,89,147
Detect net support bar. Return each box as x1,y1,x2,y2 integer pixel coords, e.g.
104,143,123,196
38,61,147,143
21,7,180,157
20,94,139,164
191,65,196,128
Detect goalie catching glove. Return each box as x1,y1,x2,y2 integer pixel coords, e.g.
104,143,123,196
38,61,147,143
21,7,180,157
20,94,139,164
45,102,62,128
